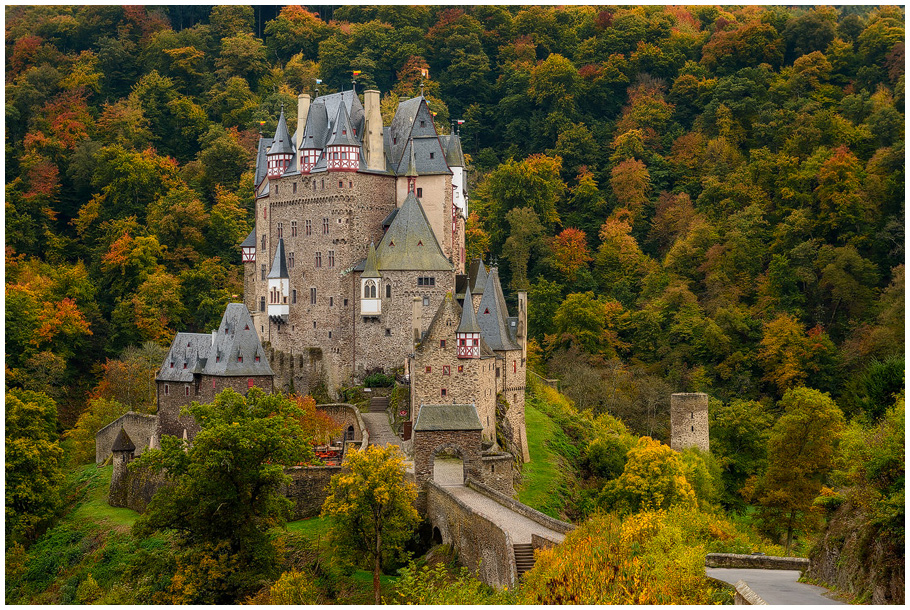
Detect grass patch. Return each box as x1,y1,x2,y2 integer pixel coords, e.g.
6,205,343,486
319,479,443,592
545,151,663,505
285,515,333,539
67,464,139,529
518,402,569,518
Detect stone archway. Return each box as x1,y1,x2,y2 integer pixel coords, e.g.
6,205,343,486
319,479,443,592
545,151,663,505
413,429,482,492
432,444,467,486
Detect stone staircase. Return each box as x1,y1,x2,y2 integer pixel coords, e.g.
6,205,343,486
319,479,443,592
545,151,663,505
513,543,536,577
369,396,389,412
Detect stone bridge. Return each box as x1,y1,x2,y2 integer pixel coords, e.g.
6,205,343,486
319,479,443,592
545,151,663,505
425,476,572,589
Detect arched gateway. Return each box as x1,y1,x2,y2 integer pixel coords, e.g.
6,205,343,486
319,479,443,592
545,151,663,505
412,404,483,492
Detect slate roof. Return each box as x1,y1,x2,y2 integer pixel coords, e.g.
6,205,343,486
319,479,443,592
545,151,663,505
111,427,136,453
269,106,295,155
268,238,289,279
240,228,256,249
387,96,452,176
254,137,273,188
157,332,214,382
381,207,398,229
362,241,380,278
414,403,483,431
476,267,520,351
326,102,361,147
375,193,452,271
199,303,274,377
457,285,482,334
299,90,365,151
440,134,465,167
418,291,493,356
468,259,488,295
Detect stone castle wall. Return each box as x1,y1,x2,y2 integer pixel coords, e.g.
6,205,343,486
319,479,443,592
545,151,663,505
670,392,710,452
496,348,528,462
413,429,482,508
480,452,515,497
156,375,273,440
95,412,158,465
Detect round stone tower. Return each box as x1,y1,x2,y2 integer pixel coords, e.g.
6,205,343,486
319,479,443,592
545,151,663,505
670,392,709,452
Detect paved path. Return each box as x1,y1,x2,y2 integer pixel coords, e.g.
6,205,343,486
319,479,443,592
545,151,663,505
706,568,844,605
361,411,402,450
443,483,565,545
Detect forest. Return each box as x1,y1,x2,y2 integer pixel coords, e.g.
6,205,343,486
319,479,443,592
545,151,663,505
5,4,905,605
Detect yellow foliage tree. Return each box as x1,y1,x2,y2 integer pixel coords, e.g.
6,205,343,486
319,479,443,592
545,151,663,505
599,437,696,514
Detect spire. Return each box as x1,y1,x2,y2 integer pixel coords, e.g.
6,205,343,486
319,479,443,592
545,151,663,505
457,285,481,334
327,102,360,147
111,427,135,453
405,139,418,177
269,105,294,155
268,238,289,279
363,241,381,278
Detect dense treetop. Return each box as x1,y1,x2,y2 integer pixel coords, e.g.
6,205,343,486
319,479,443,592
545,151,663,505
4,5,904,429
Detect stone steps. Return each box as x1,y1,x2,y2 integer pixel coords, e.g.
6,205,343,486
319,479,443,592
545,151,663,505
369,396,389,412
514,543,536,577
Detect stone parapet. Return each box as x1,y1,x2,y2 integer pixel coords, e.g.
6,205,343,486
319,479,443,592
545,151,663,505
96,412,158,465
465,478,574,535
705,553,810,571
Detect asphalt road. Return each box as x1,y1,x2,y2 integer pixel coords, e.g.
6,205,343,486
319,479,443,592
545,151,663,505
705,567,845,605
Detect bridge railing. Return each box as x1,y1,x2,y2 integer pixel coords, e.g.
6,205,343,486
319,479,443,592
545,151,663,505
466,478,574,537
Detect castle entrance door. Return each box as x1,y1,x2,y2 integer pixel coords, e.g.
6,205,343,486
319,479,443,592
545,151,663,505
433,447,465,486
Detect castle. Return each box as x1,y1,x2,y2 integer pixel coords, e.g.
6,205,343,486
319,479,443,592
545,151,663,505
99,87,529,466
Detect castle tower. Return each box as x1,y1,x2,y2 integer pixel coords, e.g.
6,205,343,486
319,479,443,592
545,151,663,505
325,103,360,172
457,285,481,358
240,229,257,315
670,393,710,452
267,238,290,324
360,241,381,316
109,427,136,506
267,106,294,179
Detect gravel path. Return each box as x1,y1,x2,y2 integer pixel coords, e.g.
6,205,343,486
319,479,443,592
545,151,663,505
706,568,845,605
444,484,565,545
361,412,402,450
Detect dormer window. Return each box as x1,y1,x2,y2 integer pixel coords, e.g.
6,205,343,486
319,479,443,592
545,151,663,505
420,120,426,128
237,355,243,363
183,363,187,369
393,137,397,145
255,355,260,362
170,362,174,368
429,152,434,159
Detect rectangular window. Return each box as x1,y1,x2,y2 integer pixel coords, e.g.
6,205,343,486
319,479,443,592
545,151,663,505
423,296,430,306
416,187,423,198
212,379,216,389
293,182,297,194
425,366,432,373
443,366,450,376
329,297,334,306
440,340,446,348
305,219,312,235
291,221,297,237
170,362,174,368
328,331,332,338
420,120,426,128
328,251,335,267
238,355,243,363
292,289,297,304
441,388,447,397
261,264,266,281
260,296,266,312
164,384,169,396
385,328,391,336
255,355,260,362
338,180,343,188
310,288,316,305
458,365,464,373
344,298,348,306
315,252,322,268
289,252,295,269
277,222,283,239
323,218,329,234
183,362,187,369
184,386,189,396
429,152,434,159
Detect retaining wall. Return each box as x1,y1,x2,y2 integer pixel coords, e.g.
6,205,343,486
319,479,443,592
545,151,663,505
480,452,515,496
426,480,516,590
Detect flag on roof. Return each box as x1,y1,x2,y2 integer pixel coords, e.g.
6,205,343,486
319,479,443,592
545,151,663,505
352,70,362,76
457,119,465,124
315,78,322,84
420,68,429,77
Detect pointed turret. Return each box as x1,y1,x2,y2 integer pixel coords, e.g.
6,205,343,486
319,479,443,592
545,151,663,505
111,427,136,454
456,285,481,358
360,241,381,316
477,267,520,352
267,238,290,323
267,106,295,178
326,103,360,171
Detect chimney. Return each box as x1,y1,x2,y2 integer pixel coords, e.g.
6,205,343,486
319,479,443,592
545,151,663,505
412,296,423,345
296,92,311,167
363,89,384,171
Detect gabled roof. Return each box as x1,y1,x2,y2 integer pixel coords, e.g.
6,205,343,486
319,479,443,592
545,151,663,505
268,238,289,279
362,241,380,278
254,137,273,188
414,404,483,431
477,267,520,351
326,102,361,147
200,303,274,377
418,291,493,356
457,285,482,334
269,107,295,155
387,96,452,176
157,332,213,382
468,259,488,295
111,427,136,453
375,193,452,271
299,90,364,151
240,228,256,249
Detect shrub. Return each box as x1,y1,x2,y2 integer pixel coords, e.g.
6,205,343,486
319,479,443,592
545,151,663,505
363,373,394,388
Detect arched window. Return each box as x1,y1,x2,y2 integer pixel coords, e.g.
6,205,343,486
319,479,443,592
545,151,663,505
386,284,391,298
363,280,377,299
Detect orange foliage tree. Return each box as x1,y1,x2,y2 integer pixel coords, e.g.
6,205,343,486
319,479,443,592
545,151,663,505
551,228,592,282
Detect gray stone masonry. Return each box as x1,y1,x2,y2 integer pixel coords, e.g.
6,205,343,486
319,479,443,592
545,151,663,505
96,412,158,465
414,429,482,505
705,553,810,571
671,392,709,452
